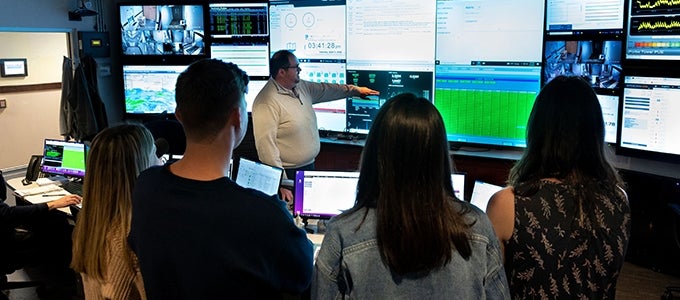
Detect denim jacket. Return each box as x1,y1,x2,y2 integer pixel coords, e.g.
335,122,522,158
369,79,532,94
311,204,510,300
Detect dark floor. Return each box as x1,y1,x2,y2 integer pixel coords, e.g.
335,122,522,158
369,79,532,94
3,261,680,300
4,266,82,300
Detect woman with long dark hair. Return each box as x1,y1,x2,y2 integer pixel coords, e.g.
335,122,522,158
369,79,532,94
487,75,631,298
312,93,509,299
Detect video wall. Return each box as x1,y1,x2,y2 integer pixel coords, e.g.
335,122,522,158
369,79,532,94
116,0,680,164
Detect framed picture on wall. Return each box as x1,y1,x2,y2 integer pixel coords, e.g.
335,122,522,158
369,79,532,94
0,58,28,77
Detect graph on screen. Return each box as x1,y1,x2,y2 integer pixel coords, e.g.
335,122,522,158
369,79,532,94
626,0,680,60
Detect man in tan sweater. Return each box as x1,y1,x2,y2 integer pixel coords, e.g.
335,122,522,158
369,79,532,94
252,50,379,201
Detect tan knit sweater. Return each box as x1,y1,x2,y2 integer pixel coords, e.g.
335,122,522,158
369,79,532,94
80,229,146,300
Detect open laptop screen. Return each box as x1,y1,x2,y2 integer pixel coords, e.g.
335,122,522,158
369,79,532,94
294,170,360,219
451,173,465,201
470,180,503,212
40,139,86,178
233,157,283,196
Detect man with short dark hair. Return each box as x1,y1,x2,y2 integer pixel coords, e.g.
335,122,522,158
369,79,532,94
129,59,314,299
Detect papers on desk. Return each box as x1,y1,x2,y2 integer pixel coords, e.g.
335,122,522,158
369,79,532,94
14,184,74,215
14,184,63,197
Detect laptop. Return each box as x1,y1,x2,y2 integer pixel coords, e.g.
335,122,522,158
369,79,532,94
451,173,466,201
233,157,283,196
470,180,503,212
294,170,360,219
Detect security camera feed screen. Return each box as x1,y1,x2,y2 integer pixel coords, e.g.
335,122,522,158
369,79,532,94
543,40,622,90
119,5,205,55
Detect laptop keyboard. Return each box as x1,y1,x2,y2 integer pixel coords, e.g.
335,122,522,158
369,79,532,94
61,181,83,196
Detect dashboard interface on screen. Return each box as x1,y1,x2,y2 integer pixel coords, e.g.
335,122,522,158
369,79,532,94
434,0,544,148
620,75,680,158
545,0,624,35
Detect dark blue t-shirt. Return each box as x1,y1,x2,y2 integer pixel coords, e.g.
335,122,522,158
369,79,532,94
129,165,313,300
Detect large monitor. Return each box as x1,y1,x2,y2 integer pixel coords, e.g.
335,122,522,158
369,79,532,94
434,0,544,149
119,4,206,57
625,0,680,60
40,139,87,178
618,74,680,163
123,64,186,114
208,2,270,78
344,0,436,134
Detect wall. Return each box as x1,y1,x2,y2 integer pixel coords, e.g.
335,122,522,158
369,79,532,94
0,0,110,171
0,31,69,170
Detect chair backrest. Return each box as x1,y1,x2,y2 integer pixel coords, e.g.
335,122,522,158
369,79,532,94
144,118,187,156
233,113,259,163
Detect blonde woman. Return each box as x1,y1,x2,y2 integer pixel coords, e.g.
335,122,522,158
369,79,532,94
71,123,159,300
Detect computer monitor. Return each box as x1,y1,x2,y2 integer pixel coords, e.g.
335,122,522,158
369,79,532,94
119,4,206,56
208,3,268,39
625,0,680,60
233,157,283,196
294,170,359,219
618,74,680,163
434,0,544,149
543,40,622,91
345,69,434,134
123,64,187,114
40,139,87,178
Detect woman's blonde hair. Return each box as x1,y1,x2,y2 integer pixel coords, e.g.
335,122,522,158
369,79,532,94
71,123,155,280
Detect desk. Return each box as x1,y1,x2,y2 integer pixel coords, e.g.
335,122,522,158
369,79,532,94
5,177,74,216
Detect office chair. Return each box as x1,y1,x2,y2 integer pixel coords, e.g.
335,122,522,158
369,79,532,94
0,171,42,299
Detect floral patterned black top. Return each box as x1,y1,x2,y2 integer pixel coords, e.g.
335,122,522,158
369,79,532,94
505,180,631,299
